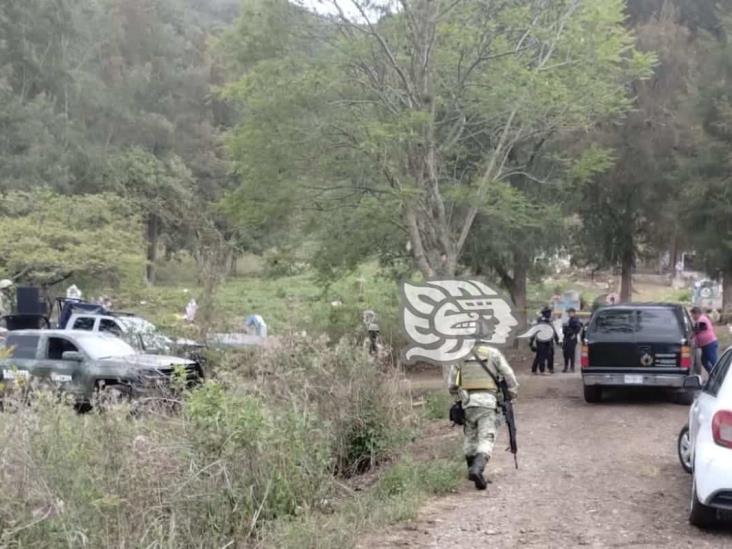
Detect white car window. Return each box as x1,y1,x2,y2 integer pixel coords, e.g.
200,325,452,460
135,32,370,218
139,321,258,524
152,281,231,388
46,337,80,360
99,318,123,337
704,350,732,397
5,335,40,359
72,317,95,331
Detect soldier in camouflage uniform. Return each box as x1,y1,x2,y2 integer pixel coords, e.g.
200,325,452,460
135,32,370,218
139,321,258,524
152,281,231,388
448,344,519,490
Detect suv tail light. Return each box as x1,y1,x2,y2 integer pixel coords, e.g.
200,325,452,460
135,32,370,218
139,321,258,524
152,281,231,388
712,411,732,449
680,346,692,369
581,345,589,368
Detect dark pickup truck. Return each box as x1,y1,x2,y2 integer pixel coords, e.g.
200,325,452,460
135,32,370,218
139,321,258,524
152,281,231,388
581,304,699,404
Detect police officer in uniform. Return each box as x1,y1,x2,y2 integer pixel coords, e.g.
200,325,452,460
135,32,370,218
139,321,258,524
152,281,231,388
530,306,559,374
448,344,519,490
561,308,583,373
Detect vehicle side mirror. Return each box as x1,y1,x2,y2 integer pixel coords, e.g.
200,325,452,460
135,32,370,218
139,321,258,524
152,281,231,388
62,351,83,362
683,375,702,390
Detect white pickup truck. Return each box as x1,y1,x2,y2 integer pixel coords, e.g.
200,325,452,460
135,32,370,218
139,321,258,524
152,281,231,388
57,300,266,355
63,312,202,356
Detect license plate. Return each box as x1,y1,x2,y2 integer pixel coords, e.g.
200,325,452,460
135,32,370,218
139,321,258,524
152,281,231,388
624,375,643,385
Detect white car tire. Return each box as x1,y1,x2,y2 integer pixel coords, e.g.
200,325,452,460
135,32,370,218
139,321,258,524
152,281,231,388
677,425,692,474
689,479,717,529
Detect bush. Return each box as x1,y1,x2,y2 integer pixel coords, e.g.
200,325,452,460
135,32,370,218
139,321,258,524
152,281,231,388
261,457,462,549
263,248,305,278
243,336,415,476
377,458,462,499
423,390,453,421
0,338,415,547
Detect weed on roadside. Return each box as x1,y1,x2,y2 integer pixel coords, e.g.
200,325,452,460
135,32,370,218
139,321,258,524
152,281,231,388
423,390,454,422
0,338,417,547
261,456,463,548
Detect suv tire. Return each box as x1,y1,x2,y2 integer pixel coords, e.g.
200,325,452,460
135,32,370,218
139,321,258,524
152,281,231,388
670,389,695,406
583,385,602,403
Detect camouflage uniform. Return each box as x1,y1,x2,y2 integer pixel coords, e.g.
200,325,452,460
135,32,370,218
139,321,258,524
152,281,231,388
448,344,518,490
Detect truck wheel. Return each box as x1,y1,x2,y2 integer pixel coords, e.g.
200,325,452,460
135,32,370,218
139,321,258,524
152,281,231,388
689,480,717,528
95,383,132,410
583,385,602,403
677,425,692,474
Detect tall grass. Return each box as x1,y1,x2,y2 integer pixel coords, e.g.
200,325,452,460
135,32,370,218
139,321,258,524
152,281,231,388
0,339,415,548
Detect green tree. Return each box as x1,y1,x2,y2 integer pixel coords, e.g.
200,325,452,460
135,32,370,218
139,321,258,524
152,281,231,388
683,8,732,315
222,0,652,281
105,148,195,284
572,2,703,301
461,179,565,325
0,0,240,285
0,190,144,289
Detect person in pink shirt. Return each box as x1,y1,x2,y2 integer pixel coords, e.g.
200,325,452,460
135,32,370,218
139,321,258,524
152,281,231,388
691,307,719,373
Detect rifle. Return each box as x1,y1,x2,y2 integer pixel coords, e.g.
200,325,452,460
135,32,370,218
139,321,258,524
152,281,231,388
474,353,519,469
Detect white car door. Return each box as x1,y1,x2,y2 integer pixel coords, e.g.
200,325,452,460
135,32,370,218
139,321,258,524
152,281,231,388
690,350,732,462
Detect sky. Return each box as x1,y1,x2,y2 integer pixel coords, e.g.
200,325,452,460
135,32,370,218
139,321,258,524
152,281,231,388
300,0,359,17
299,0,385,20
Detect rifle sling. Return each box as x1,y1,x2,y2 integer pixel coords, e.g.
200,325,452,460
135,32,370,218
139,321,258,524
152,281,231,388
472,352,503,392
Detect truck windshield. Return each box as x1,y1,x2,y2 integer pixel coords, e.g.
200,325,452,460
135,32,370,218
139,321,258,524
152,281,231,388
77,335,136,359
119,317,157,334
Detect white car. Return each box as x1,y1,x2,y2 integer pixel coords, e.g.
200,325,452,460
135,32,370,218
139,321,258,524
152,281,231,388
677,346,732,528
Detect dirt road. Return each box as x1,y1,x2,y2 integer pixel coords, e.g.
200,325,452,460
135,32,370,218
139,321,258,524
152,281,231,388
369,368,732,548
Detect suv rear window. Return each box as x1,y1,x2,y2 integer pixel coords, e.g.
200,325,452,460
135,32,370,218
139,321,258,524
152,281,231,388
4,335,39,359
593,310,635,333
637,309,682,336
592,308,681,335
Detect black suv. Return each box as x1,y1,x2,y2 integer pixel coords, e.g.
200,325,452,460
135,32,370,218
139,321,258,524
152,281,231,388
581,303,699,404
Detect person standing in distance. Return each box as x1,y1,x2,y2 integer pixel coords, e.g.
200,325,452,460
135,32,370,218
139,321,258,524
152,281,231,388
691,306,719,373
562,308,583,373
530,307,560,375
447,344,519,490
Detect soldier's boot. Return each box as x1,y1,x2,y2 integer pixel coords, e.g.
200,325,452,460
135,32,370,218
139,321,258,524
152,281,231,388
465,455,475,479
468,453,490,490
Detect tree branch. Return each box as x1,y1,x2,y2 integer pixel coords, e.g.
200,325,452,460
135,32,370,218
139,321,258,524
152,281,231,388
456,107,518,255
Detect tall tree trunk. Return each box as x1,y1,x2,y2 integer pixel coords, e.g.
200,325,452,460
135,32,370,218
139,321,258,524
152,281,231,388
620,250,633,303
670,234,679,276
511,253,529,330
146,215,160,285
493,252,530,348
229,252,238,277
723,268,732,322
